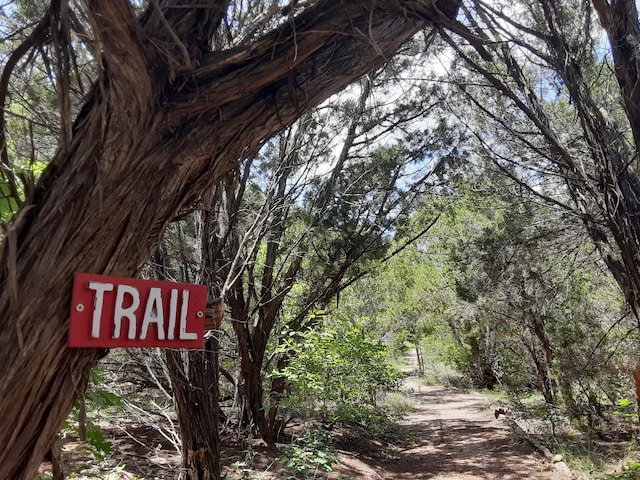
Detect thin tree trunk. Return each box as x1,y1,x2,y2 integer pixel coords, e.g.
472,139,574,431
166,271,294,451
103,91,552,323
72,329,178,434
592,0,640,156
530,316,557,402
43,440,63,480
559,375,578,420
415,342,425,376
266,355,290,442
236,343,267,437
528,346,555,405
77,394,87,442
166,341,220,480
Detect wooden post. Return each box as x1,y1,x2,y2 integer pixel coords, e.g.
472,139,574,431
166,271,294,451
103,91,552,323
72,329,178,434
205,298,224,331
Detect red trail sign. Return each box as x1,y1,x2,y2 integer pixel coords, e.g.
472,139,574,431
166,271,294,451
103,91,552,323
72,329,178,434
69,273,207,348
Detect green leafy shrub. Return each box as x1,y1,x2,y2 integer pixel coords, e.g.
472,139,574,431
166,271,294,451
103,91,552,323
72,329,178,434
85,423,114,460
273,315,401,422
278,429,338,479
64,368,122,460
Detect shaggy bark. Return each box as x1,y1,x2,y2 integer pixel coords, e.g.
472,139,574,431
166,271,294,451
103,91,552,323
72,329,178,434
592,0,640,156
166,340,220,480
0,0,458,477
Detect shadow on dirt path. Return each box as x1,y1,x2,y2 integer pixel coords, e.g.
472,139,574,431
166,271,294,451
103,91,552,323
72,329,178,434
332,378,563,480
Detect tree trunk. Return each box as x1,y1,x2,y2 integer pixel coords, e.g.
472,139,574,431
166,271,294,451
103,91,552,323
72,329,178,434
530,316,557,402
233,319,263,428
0,2,456,477
158,193,224,476
237,352,270,440
166,339,220,480
529,348,555,405
44,440,64,480
77,394,87,442
558,375,578,420
415,341,425,376
592,0,640,156
266,355,290,442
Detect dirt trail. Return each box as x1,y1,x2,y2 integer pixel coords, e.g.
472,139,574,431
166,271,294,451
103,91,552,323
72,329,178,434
332,377,564,479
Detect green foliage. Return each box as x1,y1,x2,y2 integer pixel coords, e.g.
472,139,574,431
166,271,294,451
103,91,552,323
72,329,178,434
336,205,459,378
613,398,637,420
0,160,48,222
0,181,18,222
337,168,634,430
86,374,122,411
86,368,122,409
277,429,338,480
85,422,114,460
431,176,634,413
274,315,401,422
63,368,121,461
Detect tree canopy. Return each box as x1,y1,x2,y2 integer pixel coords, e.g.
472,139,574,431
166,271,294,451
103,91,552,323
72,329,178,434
6,0,640,478
0,1,458,478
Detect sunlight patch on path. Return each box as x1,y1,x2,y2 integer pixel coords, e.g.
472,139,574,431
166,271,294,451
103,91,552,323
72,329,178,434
381,380,560,479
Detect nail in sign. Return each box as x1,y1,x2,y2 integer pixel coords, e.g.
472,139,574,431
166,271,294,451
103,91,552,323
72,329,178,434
69,273,207,348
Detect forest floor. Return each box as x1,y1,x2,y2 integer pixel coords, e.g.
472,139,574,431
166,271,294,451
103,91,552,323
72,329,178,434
325,377,565,480
40,367,639,479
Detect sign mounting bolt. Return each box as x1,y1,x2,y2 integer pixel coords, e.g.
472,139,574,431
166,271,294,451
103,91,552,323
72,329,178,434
76,304,84,312
197,311,204,318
